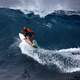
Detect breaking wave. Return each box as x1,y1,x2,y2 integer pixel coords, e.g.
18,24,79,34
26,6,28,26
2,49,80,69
19,39,80,73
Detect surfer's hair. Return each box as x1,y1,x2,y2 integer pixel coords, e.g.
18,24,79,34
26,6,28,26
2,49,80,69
24,32,34,37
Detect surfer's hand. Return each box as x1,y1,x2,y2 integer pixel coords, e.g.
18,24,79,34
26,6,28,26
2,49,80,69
32,45,37,48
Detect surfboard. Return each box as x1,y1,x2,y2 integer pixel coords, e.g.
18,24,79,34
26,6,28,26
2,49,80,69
19,33,25,41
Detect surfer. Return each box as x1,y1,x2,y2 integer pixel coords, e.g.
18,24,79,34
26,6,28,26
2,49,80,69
21,27,37,48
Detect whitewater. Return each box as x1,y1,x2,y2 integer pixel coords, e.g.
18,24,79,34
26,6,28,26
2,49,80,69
18,37,80,73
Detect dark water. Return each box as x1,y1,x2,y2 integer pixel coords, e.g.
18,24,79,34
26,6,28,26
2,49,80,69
0,8,80,80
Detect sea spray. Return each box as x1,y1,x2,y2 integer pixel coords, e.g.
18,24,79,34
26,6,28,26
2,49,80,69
19,40,80,73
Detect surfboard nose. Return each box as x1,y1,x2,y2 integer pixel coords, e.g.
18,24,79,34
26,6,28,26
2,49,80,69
19,33,25,41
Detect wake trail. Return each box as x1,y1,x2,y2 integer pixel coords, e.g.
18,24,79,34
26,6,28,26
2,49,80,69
18,38,80,73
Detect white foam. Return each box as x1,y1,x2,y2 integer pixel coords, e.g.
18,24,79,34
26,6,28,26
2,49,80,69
18,35,80,73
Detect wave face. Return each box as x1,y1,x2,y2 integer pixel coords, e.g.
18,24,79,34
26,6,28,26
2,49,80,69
0,8,80,49
25,11,80,49
0,8,80,80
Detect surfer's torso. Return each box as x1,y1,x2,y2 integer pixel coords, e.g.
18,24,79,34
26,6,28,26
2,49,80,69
19,33,38,48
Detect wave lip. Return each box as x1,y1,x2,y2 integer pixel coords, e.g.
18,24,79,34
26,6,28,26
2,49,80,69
20,9,80,17
10,6,80,17
53,10,80,16
2,7,80,19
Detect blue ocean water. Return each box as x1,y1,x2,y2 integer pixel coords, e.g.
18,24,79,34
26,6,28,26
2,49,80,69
0,8,80,80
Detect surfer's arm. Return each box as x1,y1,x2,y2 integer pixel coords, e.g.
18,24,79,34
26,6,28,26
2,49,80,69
24,38,37,48
32,44,37,48
32,40,38,48
24,38,32,45
24,38,36,47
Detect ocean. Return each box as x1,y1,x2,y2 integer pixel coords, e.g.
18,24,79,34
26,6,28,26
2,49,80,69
0,8,80,80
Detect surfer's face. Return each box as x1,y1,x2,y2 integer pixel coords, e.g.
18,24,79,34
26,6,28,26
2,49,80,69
30,34,34,39
25,34,34,40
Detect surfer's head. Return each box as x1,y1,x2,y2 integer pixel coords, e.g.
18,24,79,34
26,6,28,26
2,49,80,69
22,27,35,38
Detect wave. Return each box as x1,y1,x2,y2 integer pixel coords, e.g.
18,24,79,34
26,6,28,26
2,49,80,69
10,7,80,17
18,38,80,73
0,8,80,73
0,8,80,49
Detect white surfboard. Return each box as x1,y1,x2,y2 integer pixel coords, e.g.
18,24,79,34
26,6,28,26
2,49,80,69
19,33,34,49
19,33,25,41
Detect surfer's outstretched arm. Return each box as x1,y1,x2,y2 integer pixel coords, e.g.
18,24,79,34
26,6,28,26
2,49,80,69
24,38,37,48
24,38,32,46
32,40,38,48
